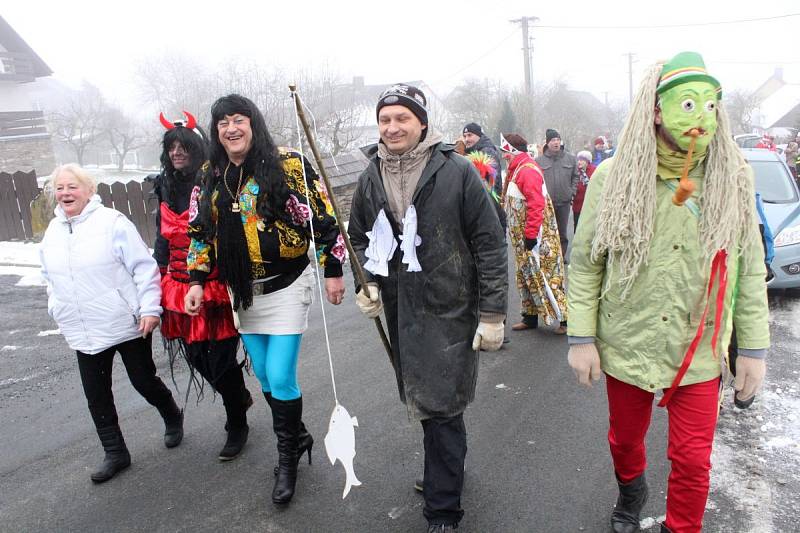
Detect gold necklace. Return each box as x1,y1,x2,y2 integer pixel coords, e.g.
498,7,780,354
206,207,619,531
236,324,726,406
222,162,245,213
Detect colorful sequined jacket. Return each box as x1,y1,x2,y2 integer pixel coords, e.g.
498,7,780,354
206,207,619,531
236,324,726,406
187,148,346,284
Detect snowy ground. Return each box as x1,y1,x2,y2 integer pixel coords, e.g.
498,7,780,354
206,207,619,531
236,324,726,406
706,292,800,532
1,240,798,531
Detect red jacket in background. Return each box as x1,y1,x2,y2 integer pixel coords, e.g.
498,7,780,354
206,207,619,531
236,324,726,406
508,152,546,239
572,164,596,214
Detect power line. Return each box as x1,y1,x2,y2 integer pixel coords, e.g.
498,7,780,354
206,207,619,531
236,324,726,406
432,30,517,85
533,12,799,30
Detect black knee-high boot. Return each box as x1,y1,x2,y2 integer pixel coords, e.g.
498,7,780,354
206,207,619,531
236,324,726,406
91,425,131,483
264,392,313,474
216,369,252,461
270,396,303,504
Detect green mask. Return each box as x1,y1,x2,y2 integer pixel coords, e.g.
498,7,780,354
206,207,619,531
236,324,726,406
658,80,718,153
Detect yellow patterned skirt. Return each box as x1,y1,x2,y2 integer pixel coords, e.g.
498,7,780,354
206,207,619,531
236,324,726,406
505,185,568,325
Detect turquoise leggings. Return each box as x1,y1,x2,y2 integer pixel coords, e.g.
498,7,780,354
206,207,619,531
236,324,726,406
241,334,302,401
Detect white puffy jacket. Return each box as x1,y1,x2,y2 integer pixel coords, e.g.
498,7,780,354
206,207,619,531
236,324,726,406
40,195,162,354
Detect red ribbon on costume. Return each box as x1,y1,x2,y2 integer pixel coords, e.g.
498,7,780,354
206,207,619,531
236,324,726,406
658,249,728,407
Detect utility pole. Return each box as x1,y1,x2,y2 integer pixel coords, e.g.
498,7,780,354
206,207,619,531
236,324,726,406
510,16,539,96
624,52,636,106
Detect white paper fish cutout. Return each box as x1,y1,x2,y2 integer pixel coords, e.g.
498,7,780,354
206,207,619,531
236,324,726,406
364,209,398,277
399,205,422,272
324,403,362,498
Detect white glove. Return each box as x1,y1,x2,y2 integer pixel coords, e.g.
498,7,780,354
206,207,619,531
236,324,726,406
355,282,383,319
567,343,602,387
472,321,504,352
734,355,766,402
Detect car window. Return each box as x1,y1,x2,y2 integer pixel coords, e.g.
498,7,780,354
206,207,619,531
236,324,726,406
740,137,760,148
750,160,798,203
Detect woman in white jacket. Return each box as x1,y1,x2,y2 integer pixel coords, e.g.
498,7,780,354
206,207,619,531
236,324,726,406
40,164,183,484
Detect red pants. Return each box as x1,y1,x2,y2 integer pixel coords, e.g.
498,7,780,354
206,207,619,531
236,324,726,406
606,374,720,533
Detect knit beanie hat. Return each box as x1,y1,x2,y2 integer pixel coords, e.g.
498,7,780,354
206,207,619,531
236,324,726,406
463,123,483,136
577,150,592,163
546,128,560,143
376,83,428,125
593,137,605,146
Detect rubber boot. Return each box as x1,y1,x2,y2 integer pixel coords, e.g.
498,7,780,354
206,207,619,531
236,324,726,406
265,392,313,475
611,473,648,533
157,397,184,448
270,396,303,504
90,425,131,483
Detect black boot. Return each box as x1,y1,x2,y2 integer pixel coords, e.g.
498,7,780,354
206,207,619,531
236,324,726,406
265,392,313,475
270,396,304,504
660,524,672,533
91,425,131,483
218,390,252,461
157,398,184,448
611,473,649,533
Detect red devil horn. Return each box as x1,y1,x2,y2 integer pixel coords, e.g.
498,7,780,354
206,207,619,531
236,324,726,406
159,112,175,130
183,111,197,130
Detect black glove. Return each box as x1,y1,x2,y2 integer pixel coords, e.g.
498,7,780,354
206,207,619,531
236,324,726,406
524,237,537,250
765,264,775,282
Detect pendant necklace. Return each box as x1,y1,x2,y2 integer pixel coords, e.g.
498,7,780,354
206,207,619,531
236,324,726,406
222,162,245,213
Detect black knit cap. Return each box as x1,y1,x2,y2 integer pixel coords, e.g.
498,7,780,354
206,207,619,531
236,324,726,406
463,122,483,136
376,83,428,125
546,128,561,143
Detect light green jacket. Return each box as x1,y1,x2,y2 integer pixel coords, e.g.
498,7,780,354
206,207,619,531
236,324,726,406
567,159,770,391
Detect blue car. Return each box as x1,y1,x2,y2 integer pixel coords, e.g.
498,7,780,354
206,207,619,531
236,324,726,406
745,149,800,289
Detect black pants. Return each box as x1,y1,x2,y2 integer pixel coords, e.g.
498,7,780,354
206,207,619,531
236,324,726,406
77,336,175,429
422,414,467,526
553,202,571,256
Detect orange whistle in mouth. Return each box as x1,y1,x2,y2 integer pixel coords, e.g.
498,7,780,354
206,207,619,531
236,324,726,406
672,128,700,206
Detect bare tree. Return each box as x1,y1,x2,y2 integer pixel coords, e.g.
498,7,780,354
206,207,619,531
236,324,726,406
105,107,147,171
48,82,109,166
725,89,760,135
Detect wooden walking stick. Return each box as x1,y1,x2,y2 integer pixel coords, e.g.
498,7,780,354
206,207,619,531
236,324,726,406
672,128,700,206
289,84,393,360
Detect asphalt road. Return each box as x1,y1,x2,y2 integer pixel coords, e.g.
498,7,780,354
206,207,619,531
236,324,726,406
1,271,798,533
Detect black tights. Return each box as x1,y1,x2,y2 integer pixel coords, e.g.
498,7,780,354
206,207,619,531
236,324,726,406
186,338,250,429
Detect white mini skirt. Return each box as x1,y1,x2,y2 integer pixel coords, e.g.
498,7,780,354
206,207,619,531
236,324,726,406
237,265,314,335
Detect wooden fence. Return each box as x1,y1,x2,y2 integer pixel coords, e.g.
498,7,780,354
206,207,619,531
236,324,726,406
0,171,39,240
96,180,159,246
0,171,159,245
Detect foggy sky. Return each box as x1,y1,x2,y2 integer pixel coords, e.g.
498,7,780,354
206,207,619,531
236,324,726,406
5,0,799,113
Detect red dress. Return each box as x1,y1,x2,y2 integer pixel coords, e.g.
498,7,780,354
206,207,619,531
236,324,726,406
159,202,238,343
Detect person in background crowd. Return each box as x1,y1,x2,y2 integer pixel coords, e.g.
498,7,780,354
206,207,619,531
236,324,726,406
40,163,183,484
500,133,568,335
150,112,253,462
185,94,346,505
755,133,776,151
572,150,596,232
535,128,579,258
784,139,798,179
463,122,503,204
592,137,608,167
